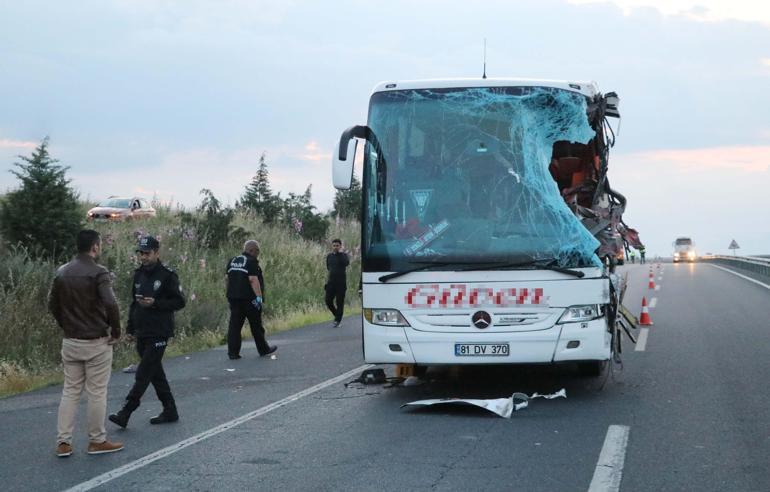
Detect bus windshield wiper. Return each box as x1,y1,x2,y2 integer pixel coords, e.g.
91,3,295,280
378,261,483,282
459,258,585,278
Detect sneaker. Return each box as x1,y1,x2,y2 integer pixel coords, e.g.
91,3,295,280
260,345,278,357
122,363,138,373
228,354,242,360
87,440,124,455
56,442,73,458
332,321,340,328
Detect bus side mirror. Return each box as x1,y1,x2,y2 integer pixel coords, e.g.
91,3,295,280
332,130,359,190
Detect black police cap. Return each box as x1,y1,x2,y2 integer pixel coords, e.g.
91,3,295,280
136,235,160,252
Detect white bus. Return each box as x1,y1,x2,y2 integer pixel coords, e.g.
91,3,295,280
332,78,628,376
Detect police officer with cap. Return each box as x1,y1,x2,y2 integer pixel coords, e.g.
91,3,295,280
226,240,276,359
109,235,186,428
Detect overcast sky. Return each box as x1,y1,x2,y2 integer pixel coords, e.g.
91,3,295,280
1,0,768,256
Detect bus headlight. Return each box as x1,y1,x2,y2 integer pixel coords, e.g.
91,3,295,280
363,308,410,327
558,305,602,324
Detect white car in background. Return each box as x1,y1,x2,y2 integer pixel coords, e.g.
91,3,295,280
87,197,157,221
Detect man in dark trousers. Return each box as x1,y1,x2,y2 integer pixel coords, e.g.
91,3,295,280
49,229,124,457
109,235,186,428
325,238,349,327
226,240,277,360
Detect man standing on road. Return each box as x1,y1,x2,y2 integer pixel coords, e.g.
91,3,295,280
324,239,350,327
225,240,277,360
109,235,185,428
639,246,646,264
49,229,124,457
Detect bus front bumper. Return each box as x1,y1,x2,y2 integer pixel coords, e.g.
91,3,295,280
362,318,611,365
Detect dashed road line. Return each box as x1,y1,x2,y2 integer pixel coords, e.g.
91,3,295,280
65,363,374,492
588,425,631,491
649,297,657,309
709,264,770,290
654,285,660,291
635,328,649,352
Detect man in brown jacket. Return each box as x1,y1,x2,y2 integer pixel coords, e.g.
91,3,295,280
48,229,124,457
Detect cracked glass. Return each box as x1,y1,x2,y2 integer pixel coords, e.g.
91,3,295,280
362,86,602,271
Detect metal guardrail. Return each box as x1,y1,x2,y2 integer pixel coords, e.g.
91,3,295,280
701,255,770,278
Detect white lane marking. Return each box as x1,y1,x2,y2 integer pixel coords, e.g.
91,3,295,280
709,264,770,290
649,297,658,309
654,285,660,291
657,276,662,281
588,425,631,492
65,364,374,492
635,328,649,352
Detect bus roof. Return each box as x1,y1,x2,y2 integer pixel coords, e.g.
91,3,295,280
371,78,600,98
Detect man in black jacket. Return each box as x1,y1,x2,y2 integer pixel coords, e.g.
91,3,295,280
226,240,276,359
109,235,186,428
325,239,350,327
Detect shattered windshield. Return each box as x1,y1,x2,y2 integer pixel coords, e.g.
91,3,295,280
362,86,602,272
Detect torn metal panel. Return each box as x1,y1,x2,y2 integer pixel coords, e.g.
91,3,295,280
401,388,566,418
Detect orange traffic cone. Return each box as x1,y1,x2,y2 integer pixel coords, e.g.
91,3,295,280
648,272,656,289
639,297,654,326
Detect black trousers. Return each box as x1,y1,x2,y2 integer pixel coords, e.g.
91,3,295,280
228,299,271,356
324,284,346,323
127,336,173,405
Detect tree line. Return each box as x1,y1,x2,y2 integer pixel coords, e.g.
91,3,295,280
0,138,362,259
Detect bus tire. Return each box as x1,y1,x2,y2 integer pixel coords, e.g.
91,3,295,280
578,361,607,377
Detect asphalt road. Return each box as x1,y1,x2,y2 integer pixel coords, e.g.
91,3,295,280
1,262,768,491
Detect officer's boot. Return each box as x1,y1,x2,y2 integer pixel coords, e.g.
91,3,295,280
150,395,179,425
108,399,140,428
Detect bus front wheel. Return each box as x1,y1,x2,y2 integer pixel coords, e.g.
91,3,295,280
578,361,607,377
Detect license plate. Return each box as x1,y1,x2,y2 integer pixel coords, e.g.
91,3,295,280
454,343,510,357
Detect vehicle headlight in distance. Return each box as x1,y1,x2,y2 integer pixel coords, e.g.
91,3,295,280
363,308,410,327
110,213,120,218
558,305,602,323
688,251,696,258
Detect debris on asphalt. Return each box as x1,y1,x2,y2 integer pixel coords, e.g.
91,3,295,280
401,389,566,418
345,368,388,387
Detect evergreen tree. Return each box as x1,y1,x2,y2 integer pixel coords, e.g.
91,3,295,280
332,173,362,220
281,185,328,242
240,152,282,223
0,137,82,259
